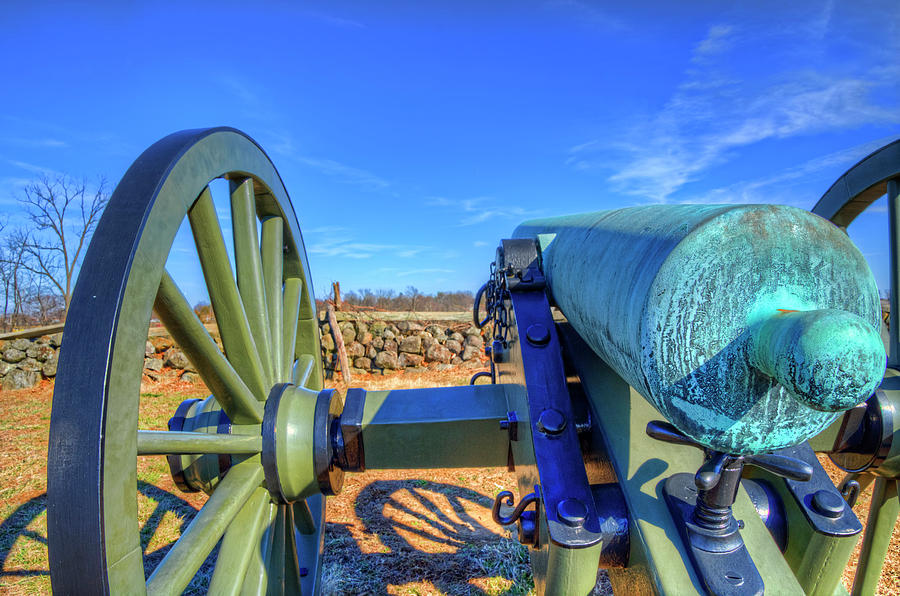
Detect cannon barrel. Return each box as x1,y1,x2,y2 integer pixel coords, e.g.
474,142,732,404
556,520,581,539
514,204,886,454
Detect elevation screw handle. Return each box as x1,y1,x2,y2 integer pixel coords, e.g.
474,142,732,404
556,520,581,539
645,420,703,449
744,453,813,482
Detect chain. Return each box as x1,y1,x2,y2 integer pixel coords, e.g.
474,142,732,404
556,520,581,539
483,260,510,346
470,258,511,385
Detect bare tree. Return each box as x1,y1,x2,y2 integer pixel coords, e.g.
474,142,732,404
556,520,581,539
0,228,31,330
18,175,108,317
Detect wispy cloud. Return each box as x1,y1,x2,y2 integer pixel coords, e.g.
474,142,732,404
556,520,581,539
395,268,454,277
544,1,626,31
304,227,430,260
219,76,260,108
681,135,900,207
7,159,63,177
296,156,390,190
692,24,733,62
306,10,365,29
428,196,540,226
568,15,900,203
1,137,67,148
258,130,391,191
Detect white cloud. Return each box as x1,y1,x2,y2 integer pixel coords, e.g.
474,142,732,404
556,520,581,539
681,135,900,207
255,130,390,191
543,1,626,31
307,238,430,260
7,159,63,176
692,25,734,62
219,75,261,108
568,16,900,204
305,10,365,29
395,268,454,277
428,196,540,226
295,156,390,190
1,137,67,148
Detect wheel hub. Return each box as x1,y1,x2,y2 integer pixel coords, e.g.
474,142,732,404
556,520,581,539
260,383,344,502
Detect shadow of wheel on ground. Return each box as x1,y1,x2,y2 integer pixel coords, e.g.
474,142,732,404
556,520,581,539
0,482,213,594
322,479,535,595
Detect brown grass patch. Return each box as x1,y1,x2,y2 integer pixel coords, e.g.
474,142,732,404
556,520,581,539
0,371,897,594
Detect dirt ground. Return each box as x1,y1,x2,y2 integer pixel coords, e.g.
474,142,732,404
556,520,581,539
0,372,897,594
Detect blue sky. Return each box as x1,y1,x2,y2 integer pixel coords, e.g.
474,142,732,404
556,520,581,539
1,1,898,305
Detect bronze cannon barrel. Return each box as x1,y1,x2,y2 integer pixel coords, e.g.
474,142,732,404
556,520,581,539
514,204,885,454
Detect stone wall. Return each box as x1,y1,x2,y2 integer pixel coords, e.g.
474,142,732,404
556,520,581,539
0,315,490,390
319,315,490,376
142,334,204,384
0,334,61,390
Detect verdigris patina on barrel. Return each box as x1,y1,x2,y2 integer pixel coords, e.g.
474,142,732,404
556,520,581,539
514,204,885,454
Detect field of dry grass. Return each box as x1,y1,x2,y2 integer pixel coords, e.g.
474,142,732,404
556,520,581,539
0,369,897,595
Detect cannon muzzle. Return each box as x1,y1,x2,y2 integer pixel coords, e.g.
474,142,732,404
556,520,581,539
514,204,885,454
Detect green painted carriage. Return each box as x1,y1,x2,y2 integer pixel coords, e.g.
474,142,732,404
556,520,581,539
47,129,900,594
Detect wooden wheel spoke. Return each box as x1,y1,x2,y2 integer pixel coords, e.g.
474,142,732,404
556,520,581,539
282,278,303,383
189,187,269,401
283,506,304,593
294,493,325,594
47,129,327,594
292,354,315,388
241,503,279,595
136,430,261,455
262,216,285,383
261,503,303,595
266,504,289,595
231,178,274,385
155,270,263,424
146,458,264,595
292,500,316,535
207,488,270,596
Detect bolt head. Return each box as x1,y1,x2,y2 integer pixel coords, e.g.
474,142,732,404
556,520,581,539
537,409,566,435
526,323,550,346
812,489,845,518
557,498,587,527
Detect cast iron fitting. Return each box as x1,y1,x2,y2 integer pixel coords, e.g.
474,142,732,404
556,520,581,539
314,388,345,496
330,387,366,473
262,384,334,503
828,389,897,478
693,455,744,532
166,396,232,494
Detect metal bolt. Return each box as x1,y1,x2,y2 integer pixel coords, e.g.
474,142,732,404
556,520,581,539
500,420,509,430
537,409,566,435
557,498,587,527
526,323,550,346
491,339,505,363
724,573,744,586
812,489,845,518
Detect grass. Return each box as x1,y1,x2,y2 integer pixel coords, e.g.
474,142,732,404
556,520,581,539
1,369,897,594
0,367,547,595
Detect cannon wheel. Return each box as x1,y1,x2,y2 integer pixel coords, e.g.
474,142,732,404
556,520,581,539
47,128,326,594
811,137,900,594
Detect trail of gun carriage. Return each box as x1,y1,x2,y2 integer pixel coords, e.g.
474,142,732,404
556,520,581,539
0,129,899,596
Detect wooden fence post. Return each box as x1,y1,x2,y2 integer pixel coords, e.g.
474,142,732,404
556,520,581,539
332,282,342,311
326,303,351,385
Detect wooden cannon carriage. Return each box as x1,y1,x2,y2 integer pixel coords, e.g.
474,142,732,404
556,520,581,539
47,128,900,594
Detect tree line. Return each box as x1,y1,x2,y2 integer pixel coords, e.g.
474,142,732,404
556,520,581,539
317,286,475,312
0,175,107,331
